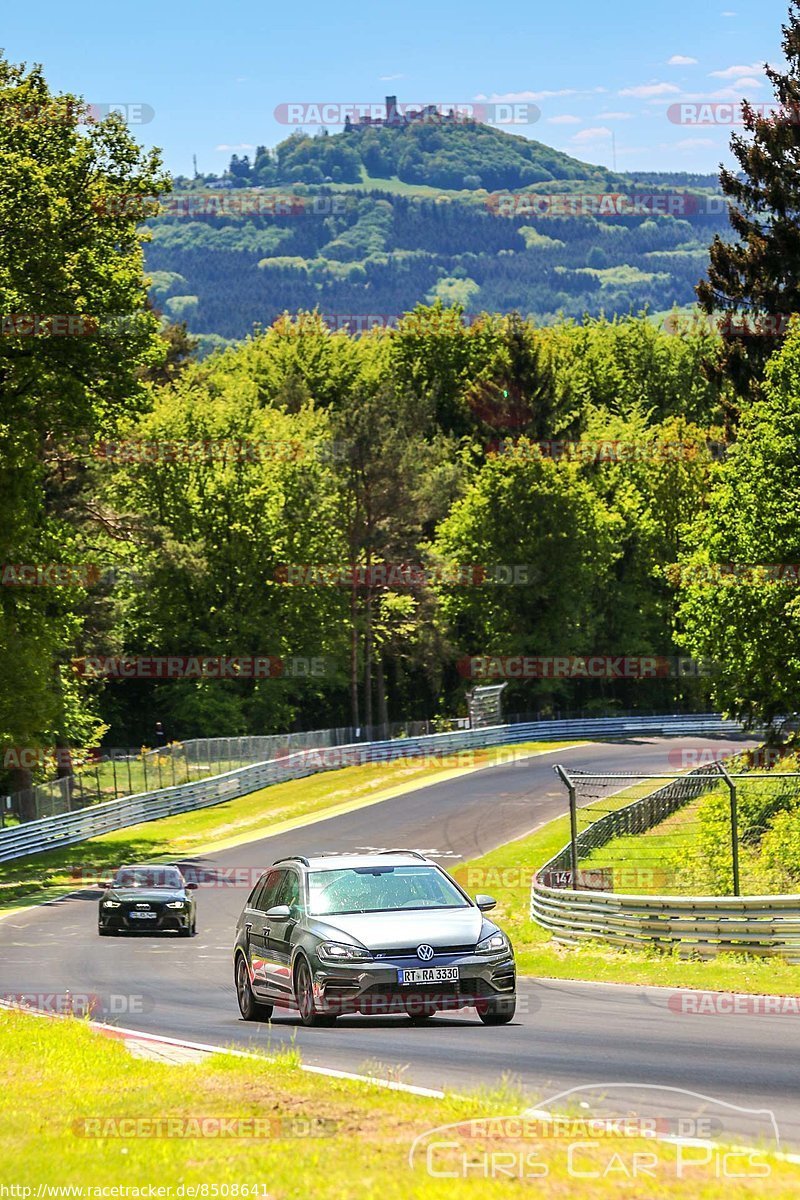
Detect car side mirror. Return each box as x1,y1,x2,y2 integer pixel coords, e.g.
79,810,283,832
100,881,112,890
265,904,291,919
475,894,497,912
185,882,198,890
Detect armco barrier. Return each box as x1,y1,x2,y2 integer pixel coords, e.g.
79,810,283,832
0,713,743,864
531,762,800,960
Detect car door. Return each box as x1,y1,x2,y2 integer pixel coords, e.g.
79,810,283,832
245,870,281,994
264,869,302,1004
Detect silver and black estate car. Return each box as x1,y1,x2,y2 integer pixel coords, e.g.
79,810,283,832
233,851,516,1026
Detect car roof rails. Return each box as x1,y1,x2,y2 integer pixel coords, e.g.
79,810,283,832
377,848,427,860
272,855,310,867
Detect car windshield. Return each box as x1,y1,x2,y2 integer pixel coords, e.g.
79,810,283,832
307,865,470,915
113,867,184,889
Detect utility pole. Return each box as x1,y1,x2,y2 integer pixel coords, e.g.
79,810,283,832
193,153,198,179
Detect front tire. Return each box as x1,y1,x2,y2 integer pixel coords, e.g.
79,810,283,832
294,957,336,1027
407,1000,438,1023
235,955,273,1022
476,996,516,1025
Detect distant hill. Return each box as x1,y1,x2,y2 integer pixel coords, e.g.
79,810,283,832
221,118,625,193
149,123,729,349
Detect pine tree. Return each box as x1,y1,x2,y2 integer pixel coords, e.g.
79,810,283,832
697,0,800,396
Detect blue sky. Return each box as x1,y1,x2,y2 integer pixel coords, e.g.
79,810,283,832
2,0,790,177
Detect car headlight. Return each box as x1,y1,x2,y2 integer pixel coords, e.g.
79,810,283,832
166,901,186,909
317,941,371,962
476,931,509,954
102,900,121,909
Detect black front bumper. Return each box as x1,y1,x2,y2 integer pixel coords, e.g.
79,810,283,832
99,904,191,933
311,953,516,1015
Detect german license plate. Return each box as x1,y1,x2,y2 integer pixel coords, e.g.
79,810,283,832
398,966,459,985
130,912,157,919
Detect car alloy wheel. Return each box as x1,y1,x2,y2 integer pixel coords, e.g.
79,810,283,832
295,957,336,1028
235,955,273,1022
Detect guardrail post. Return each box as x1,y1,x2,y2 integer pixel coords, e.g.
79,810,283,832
716,760,740,897
555,764,580,890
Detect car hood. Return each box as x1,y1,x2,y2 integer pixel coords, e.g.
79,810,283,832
105,889,186,903
315,906,484,950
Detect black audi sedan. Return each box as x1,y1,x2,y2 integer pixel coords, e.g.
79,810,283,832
98,864,197,936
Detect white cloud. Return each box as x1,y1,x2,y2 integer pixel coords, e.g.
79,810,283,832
571,126,612,143
547,114,582,124
474,89,575,102
620,82,682,98
710,61,766,78
675,136,717,148
597,110,633,119
379,73,404,81
668,55,698,66
727,76,764,90
721,11,737,17
215,143,255,152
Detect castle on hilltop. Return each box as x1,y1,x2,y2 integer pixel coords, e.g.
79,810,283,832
344,96,468,130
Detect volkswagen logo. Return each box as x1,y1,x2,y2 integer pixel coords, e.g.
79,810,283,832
416,944,434,961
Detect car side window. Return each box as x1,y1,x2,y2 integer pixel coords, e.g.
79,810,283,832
257,869,285,912
246,876,268,910
275,870,302,912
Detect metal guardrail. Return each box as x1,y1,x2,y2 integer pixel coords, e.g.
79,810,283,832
531,762,800,960
0,712,742,864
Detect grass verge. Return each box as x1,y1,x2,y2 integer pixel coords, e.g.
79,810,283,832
0,1008,794,1197
451,804,800,995
0,741,572,914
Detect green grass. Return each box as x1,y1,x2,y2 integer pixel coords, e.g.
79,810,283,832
577,790,714,895
453,796,800,995
0,741,571,913
1,1008,794,1197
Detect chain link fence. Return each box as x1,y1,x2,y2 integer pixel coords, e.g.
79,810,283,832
1,718,472,825
546,758,800,898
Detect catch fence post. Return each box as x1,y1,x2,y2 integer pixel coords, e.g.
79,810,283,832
716,760,740,897
555,763,580,890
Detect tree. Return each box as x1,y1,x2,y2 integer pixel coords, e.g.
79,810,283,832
697,1,800,397
675,324,800,728
0,56,168,811
430,446,622,710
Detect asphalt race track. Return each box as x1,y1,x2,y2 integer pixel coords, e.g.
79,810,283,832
3,735,798,1151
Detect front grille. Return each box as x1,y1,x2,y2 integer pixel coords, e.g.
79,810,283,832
357,979,493,1006
371,944,475,959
